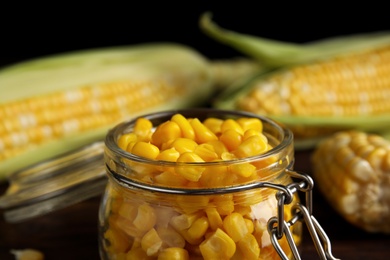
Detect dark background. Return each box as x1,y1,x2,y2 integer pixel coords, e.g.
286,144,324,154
1,2,390,68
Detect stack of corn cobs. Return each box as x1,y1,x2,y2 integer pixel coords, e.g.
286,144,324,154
1,12,390,234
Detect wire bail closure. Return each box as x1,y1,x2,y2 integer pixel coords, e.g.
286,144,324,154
267,169,340,260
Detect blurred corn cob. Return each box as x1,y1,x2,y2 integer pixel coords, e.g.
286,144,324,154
200,12,390,149
0,43,214,181
311,130,390,233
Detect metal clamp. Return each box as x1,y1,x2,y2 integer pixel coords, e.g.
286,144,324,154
267,170,340,260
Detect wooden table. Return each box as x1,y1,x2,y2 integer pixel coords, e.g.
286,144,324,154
1,149,389,260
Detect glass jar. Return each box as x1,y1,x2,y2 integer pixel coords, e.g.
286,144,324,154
98,109,303,260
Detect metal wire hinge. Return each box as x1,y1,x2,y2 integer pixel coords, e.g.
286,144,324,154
267,169,340,260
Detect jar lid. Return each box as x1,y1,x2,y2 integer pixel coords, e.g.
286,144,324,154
0,141,107,223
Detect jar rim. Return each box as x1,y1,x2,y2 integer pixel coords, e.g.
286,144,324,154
105,108,294,167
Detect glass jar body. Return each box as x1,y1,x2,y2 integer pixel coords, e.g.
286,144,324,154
98,109,302,260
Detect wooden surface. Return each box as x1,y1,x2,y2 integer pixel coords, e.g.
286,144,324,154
0,149,389,260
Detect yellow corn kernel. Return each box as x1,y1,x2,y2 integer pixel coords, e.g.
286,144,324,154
193,143,219,161
156,226,186,248
158,247,189,260
104,228,130,253
205,140,228,158
237,117,263,132
203,117,223,135
229,162,257,178
176,152,205,182
171,113,195,140
199,228,236,260
199,164,229,187
221,151,237,161
118,201,138,221
223,212,249,242
155,171,188,187
141,228,163,257
170,212,204,230
134,117,153,141
242,129,262,140
190,118,218,144
115,216,145,238
219,129,242,151
117,132,138,151
237,233,260,260
151,121,182,148
205,207,223,230
126,247,154,260
212,194,234,216
133,204,157,232
131,141,160,159
169,138,198,154
176,195,209,214
233,205,252,217
187,216,210,240
244,218,254,234
156,147,180,162
234,134,268,158
221,118,244,135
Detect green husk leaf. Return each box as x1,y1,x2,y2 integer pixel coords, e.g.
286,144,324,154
199,12,390,68
0,43,213,104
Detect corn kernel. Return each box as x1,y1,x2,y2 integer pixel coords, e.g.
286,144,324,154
118,201,138,221
156,147,180,162
199,164,229,187
221,119,244,135
155,171,188,187
176,195,209,214
244,218,255,234
156,226,186,248
234,134,268,158
212,194,234,216
141,228,163,256
187,216,209,240
169,138,198,154
194,143,218,161
199,228,236,260
151,121,182,148
229,162,257,178
131,141,160,159
133,204,157,232
126,247,154,260
237,117,263,132
104,228,130,253
203,117,223,135
115,216,145,238
205,207,223,230
176,152,205,182
206,140,228,158
242,129,262,140
170,212,204,230
237,233,260,260
157,247,189,260
117,132,138,151
219,129,242,151
190,118,218,144
171,113,195,140
223,212,249,242
133,117,153,141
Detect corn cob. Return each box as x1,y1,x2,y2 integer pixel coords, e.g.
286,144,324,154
0,43,216,181
200,13,390,149
311,130,390,233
